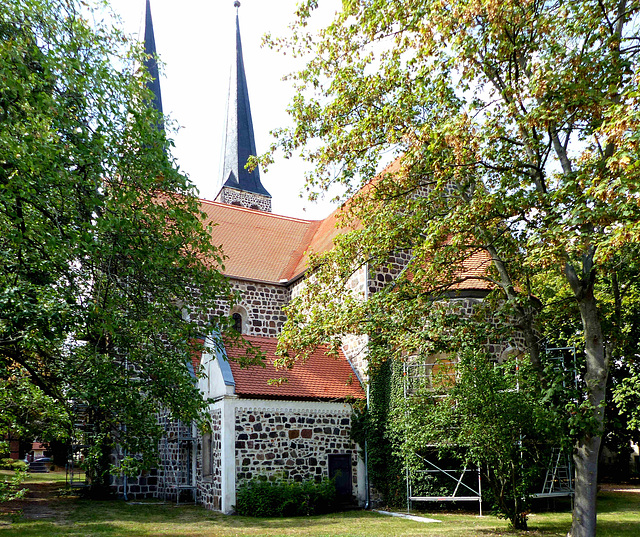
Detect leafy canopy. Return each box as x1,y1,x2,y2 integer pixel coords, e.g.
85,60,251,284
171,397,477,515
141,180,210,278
0,0,250,484
269,1,640,535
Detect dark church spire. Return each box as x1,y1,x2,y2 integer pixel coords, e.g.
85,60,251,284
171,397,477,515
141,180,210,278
220,2,271,200
143,0,163,125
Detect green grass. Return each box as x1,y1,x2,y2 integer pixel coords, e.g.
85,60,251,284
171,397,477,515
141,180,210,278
0,469,68,483
1,487,638,537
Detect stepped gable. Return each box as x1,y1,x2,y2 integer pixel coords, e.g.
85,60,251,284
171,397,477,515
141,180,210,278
224,335,365,401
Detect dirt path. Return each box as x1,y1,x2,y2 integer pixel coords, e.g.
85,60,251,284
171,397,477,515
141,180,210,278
0,481,72,522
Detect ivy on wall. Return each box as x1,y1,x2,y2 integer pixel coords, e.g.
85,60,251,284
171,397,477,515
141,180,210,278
352,312,569,529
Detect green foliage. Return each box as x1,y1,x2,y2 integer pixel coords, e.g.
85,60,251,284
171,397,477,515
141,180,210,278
234,478,337,517
0,466,26,503
399,348,564,529
354,316,567,529
271,2,640,535
0,376,71,449
351,359,406,507
0,459,27,471
0,0,260,495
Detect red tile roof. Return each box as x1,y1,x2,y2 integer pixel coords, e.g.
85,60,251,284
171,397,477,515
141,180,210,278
199,200,330,283
451,249,494,291
198,157,492,290
224,335,365,401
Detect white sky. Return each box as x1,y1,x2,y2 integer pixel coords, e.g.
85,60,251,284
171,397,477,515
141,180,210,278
104,0,340,220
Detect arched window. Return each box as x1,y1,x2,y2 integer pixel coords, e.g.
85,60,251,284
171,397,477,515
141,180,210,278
231,201,242,207
250,204,259,210
232,312,243,333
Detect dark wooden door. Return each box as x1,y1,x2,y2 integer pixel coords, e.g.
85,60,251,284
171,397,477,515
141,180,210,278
328,454,352,498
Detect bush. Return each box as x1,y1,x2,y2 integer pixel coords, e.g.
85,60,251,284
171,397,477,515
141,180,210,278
235,477,337,517
0,467,27,502
0,458,27,471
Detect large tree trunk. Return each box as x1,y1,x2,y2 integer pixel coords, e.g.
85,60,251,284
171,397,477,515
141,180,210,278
571,434,602,537
567,276,608,537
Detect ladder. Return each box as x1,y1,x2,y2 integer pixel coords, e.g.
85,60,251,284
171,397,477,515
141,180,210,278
540,447,573,496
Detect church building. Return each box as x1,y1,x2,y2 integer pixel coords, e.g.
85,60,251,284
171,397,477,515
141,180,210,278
115,1,371,513
118,0,523,513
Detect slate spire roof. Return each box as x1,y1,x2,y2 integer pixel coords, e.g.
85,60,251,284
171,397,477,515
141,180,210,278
220,4,271,198
143,0,164,127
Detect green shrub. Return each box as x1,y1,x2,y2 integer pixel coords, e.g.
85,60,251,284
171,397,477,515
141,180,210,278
0,458,27,471
235,477,337,517
0,467,27,502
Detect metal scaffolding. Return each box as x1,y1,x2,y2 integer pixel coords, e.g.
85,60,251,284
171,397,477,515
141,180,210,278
66,403,91,489
403,355,483,514
401,346,576,514
162,419,197,505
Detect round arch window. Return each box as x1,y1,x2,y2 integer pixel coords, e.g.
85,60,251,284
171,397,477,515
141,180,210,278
232,312,243,333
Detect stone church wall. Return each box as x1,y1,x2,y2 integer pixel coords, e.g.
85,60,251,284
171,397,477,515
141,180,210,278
156,413,196,502
233,402,359,495
196,408,223,510
216,187,272,213
109,453,158,500
209,279,290,337
367,250,412,295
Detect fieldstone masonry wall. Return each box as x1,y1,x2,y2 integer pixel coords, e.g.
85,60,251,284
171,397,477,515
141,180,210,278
156,414,196,502
216,187,272,213
368,251,412,295
234,406,358,491
110,452,158,500
208,279,289,337
196,408,223,510
450,297,526,357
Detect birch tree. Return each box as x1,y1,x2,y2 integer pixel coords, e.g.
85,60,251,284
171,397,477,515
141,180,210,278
0,0,250,495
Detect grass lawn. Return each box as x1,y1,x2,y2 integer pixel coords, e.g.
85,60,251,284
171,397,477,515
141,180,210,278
0,469,68,484
1,477,638,537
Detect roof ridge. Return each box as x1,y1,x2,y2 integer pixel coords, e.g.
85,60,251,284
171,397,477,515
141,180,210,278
198,197,322,224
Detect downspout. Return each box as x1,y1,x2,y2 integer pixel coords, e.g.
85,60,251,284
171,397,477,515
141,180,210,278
364,383,371,509
123,439,128,501
123,355,128,501
364,262,371,509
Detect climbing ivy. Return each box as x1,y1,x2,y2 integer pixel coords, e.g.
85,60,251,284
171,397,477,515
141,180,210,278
352,358,406,507
353,313,568,529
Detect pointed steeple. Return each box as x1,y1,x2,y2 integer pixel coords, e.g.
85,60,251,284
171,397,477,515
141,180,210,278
217,2,271,210
143,0,163,125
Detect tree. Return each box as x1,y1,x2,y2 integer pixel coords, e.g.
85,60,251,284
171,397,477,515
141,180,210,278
268,1,640,535
0,0,251,495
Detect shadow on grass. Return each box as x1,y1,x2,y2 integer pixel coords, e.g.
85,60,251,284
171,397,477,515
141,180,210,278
1,490,638,537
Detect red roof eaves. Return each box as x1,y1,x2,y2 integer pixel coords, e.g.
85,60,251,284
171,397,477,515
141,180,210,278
225,335,365,401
